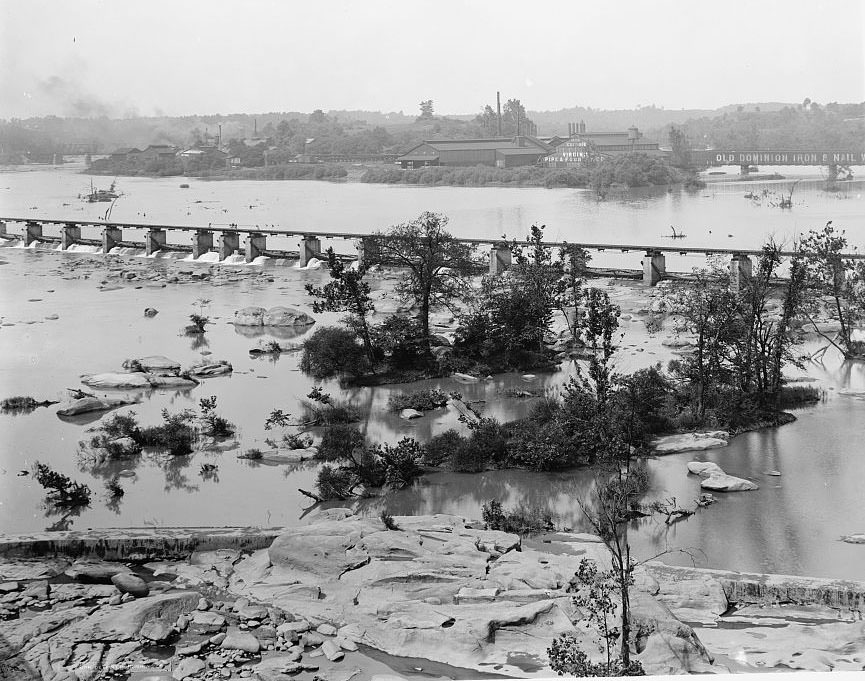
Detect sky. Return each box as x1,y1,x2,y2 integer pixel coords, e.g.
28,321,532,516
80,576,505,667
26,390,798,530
1,0,864,119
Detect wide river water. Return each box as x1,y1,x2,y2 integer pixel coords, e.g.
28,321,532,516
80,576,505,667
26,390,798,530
1,166,864,581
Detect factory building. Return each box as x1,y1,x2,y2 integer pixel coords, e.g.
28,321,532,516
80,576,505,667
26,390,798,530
544,122,663,167
397,136,553,169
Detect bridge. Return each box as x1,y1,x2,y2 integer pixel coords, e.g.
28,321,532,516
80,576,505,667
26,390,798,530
2,216,862,288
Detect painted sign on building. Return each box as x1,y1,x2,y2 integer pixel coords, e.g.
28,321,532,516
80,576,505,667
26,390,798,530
709,151,865,166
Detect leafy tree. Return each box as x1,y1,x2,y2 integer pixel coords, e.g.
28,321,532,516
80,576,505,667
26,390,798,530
800,222,865,358
374,212,475,353
577,287,621,407
665,263,740,421
305,248,376,363
548,558,645,677
668,125,692,169
33,462,91,508
300,326,370,379
509,224,562,353
556,244,592,345
418,99,435,119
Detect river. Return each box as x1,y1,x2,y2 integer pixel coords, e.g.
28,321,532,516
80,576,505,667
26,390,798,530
0,166,863,581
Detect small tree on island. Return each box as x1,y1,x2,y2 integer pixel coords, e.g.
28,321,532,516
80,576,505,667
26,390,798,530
305,247,376,365
375,212,475,354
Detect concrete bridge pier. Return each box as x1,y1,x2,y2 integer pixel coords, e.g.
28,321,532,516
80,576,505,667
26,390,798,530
61,223,80,250
192,230,213,259
218,232,240,261
244,232,266,262
300,236,322,267
643,250,666,286
729,253,753,292
25,221,42,247
0,221,6,237
145,228,166,256
102,226,122,253
489,242,512,274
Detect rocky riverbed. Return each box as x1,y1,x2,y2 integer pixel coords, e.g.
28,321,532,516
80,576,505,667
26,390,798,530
1,513,863,680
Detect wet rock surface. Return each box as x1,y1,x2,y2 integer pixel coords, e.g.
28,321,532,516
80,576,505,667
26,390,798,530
1,517,864,678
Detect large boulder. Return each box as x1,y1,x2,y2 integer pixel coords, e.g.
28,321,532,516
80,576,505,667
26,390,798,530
57,396,137,417
187,360,232,377
59,591,200,642
123,356,181,376
268,519,373,580
233,306,266,326
630,590,716,674
687,461,725,478
147,375,199,388
262,306,315,327
80,372,152,390
701,473,759,492
111,573,150,598
233,306,315,327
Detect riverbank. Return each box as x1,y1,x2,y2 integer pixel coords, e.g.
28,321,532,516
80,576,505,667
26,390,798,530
2,516,863,679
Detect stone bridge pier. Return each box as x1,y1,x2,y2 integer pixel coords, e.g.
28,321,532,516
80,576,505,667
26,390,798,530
643,250,666,286
145,228,166,256
729,253,753,291
25,221,42,247
300,235,322,267
192,230,213,259
489,242,512,274
61,223,80,250
218,232,240,261
102,226,122,253
245,233,266,262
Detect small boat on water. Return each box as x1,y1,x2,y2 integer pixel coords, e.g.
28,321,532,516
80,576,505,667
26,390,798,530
81,179,120,203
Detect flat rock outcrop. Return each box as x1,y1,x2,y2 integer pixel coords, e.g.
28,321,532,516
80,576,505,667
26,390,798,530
229,511,713,677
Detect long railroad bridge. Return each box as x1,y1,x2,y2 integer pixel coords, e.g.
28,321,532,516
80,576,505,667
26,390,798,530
2,216,862,289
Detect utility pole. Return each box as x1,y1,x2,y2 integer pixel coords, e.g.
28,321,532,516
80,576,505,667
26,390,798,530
497,91,502,136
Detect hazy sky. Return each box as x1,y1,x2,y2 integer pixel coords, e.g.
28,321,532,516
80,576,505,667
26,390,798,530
1,0,863,119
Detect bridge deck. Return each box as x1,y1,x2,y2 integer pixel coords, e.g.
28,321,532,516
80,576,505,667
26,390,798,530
3,216,864,259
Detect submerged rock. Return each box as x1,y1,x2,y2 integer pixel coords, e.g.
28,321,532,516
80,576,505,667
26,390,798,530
399,408,423,420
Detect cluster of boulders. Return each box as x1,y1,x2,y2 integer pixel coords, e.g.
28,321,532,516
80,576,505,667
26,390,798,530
0,551,362,681
688,461,759,492
232,307,315,328
78,355,233,393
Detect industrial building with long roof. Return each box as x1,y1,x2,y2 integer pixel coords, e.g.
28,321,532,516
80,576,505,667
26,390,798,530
396,136,553,169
